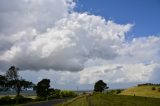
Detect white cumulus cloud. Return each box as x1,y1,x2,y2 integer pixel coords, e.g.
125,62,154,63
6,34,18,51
0,12,132,71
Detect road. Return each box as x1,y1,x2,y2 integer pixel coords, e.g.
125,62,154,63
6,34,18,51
22,99,66,106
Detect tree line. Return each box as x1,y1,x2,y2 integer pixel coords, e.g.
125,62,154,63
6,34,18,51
0,66,78,105
138,83,160,87
0,66,110,105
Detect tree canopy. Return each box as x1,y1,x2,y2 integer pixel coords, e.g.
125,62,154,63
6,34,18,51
0,75,8,91
35,79,50,99
94,80,109,92
6,66,19,80
0,66,34,96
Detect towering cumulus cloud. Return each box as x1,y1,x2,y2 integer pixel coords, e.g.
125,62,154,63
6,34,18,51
0,0,160,87
0,0,132,71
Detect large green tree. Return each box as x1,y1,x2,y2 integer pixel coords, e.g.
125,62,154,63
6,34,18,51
94,80,109,92
5,66,33,96
35,79,50,99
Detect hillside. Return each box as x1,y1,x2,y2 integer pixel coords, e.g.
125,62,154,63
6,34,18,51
56,93,160,106
120,85,160,98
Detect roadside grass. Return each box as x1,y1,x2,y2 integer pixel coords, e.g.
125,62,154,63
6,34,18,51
55,95,87,106
0,95,16,99
120,85,160,98
16,99,55,106
23,95,36,99
0,95,36,99
56,93,160,106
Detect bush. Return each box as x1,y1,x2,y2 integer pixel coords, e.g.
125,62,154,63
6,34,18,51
0,95,33,105
83,92,86,95
158,88,160,92
1,96,11,101
0,96,14,105
60,90,77,98
14,95,33,104
14,95,24,104
35,96,46,101
48,89,77,99
48,89,61,99
116,89,122,94
152,87,156,90
105,90,114,95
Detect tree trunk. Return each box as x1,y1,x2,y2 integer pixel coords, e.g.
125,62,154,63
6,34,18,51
17,89,20,96
16,87,21,104
16,81,21,96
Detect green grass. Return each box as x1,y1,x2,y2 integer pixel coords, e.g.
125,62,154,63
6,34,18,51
56,93,160,106
0,95,16,99
56,95,88,106
120,85,160,98
0,95,36,99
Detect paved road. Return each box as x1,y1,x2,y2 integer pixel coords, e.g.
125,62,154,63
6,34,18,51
22,99,66,106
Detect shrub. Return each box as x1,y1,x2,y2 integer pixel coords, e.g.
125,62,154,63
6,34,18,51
60,90,77,98
105,90,117,95
14,95,33,104
48,89,61,99
48,89,77,99
0,96,14,105
83,92,86,95
1,96,11,101
116,89,122,94
14,95,24,104
35,96,46,101
152,87,156,90
158,88,160,92
110,90,117,95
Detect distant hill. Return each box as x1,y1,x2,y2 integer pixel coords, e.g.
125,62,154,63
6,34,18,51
120,85,160,98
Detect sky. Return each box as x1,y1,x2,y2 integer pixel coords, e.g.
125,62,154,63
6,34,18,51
75,0,160,38
0,0,160,90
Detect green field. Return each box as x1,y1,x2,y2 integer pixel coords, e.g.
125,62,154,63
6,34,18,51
56,93,160,106
120,85,160,98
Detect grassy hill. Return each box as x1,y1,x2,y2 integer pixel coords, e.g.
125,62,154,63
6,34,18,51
56,93,160,106
120,85,160,98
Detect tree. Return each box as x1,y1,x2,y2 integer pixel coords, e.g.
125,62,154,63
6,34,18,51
6,66,19,80
6,79,33,96
0,75,8,91
94,80,109,92
35,79,50,99
5,66,33,96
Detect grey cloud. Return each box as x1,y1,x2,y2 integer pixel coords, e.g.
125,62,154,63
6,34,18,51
104,66,123,73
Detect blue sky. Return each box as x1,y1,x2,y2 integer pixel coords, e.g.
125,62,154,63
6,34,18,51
75,0,160,38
